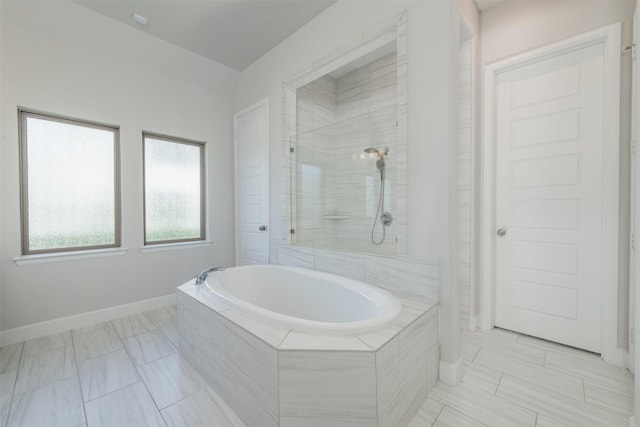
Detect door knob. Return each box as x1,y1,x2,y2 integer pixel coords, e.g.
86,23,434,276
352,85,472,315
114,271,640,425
259,225,267,231
496,228,507,237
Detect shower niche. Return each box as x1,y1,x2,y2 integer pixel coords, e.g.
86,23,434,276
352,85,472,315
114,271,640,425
283,12,407,256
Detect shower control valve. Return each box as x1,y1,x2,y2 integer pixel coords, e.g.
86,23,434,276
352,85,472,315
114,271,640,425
381,212,393,226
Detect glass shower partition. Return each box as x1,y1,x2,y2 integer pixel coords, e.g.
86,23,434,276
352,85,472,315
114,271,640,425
290,105,398,256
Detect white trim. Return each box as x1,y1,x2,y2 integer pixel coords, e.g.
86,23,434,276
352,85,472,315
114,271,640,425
233,97,270,266
439,355,465,385
0,294,176,346
14,247,128,265
141,240,212,253
481,23,622,362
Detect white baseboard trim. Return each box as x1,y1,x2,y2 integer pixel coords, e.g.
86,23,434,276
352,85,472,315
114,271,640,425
629,415,636,427
603,347,628,369
439,355,465,385
468,315,477,331
0,294,176,346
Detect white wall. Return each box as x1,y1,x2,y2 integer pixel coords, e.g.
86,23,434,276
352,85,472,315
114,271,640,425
0,1,239,331
480,0,636,351
235,0,458,261
233,0,461,365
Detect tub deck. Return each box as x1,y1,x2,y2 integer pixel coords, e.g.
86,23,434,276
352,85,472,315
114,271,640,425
177,279,439,427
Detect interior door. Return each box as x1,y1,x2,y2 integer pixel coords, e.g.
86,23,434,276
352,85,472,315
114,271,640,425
234,99,269,266
494,43,606,353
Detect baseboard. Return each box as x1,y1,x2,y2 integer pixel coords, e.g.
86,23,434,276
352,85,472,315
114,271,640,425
468,315,477,331
603,346,628,369
0,294,176,346
439,355,465,385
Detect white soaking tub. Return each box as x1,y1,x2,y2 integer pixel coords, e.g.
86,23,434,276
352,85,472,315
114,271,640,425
202,264,401,335
177,264,440,427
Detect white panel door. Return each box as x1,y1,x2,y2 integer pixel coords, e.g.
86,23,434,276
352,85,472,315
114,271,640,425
234,99,269,265
495,43,605,352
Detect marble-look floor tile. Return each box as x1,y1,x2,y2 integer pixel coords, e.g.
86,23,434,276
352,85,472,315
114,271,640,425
73,326,123,362
461,337,481,362
433,406,488,427
461,330,545,366
497,375,627,427
145,305,177,324
111,313,156,339
138,354,204,409
8,376,84,427
78,349,139,402
408,397,443,427
0,343,23,374
85,382,165,427
516,334,602,362
14,346,76,394
72,321,112,338
474,347,584,400
584,380,634,417
161,386,246,427
156,319,179,347
460,361,502,394
123,330,176,366
545,350,633,389
429,382,536,427
23,331,71,358
535,415,572,427
280,417,377,426
0,371,17,418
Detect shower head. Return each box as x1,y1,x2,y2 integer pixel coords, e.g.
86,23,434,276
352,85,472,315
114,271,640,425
363,147,389,158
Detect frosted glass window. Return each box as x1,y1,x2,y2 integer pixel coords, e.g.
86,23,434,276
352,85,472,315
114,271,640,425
143,133,205,244
19,111,120,254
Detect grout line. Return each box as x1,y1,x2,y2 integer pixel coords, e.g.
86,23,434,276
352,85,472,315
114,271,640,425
113,315,169,422
430,403,446,427
494,373,503,395
69,331,89,424
4,341,25,426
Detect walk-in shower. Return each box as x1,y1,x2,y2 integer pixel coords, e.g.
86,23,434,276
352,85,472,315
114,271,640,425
364,147,393,245
283,12,408,256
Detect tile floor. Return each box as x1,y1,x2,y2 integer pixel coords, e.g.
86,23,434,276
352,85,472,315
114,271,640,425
0,306,634,427
411,328,634,427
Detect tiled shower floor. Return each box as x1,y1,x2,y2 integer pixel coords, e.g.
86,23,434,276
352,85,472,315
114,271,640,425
0,305,634,426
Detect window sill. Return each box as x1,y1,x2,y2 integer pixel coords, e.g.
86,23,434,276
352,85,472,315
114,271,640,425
141,240,212,253
14,247,128,265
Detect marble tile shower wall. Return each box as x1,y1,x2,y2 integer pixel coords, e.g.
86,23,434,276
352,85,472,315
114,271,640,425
334,52,399,255
293,54,401,256
272,241,439,300
458,39,472,329
295,76,337,248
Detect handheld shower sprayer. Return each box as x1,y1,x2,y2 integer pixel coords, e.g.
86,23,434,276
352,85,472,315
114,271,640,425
363,147,392,245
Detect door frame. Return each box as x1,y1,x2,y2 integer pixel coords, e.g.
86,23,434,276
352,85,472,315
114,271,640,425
480,23,622,364
233,97,270,266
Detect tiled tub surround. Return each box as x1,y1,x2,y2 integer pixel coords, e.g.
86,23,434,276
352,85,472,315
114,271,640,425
177,280,439,427
272,242,439,301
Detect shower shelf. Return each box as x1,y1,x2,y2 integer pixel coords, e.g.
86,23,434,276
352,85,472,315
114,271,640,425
322,215,352,220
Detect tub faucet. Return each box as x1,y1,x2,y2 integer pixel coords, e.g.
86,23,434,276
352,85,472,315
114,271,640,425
195,266,225,285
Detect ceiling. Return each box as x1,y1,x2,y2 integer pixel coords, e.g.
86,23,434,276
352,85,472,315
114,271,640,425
73,0,336,71
474,0,506,11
